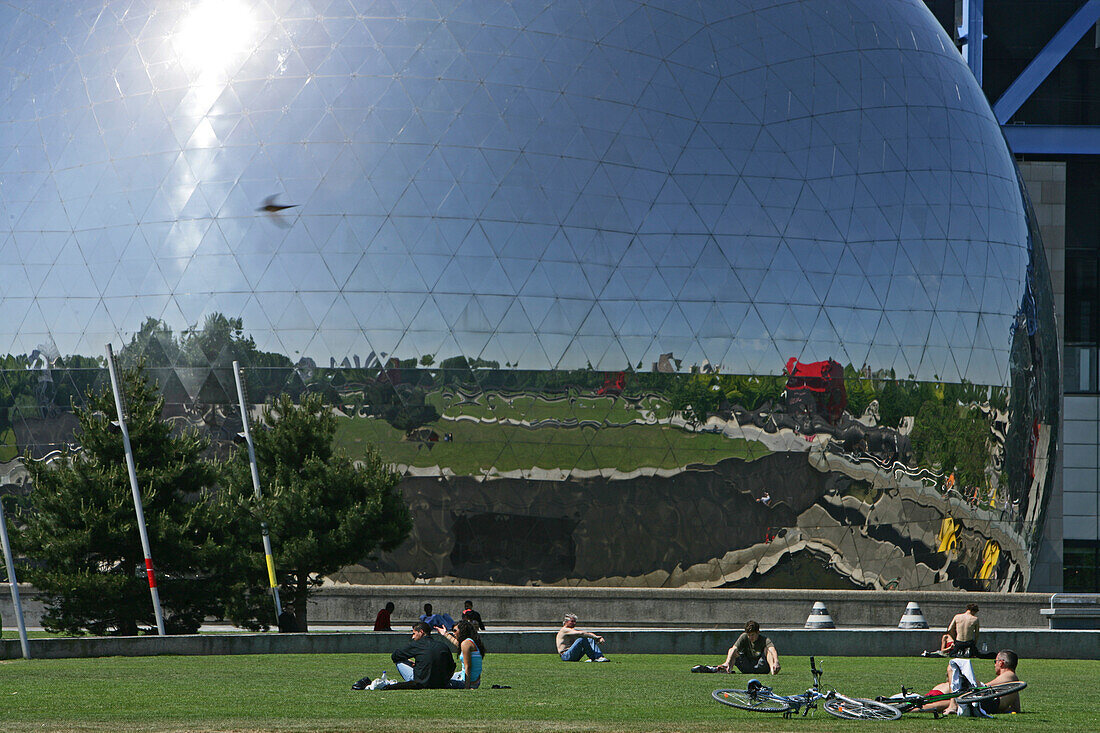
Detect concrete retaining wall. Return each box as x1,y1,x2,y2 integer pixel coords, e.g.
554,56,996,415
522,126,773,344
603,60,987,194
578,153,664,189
3,584,1056,631
3,628,1098,660
307,585,1054,629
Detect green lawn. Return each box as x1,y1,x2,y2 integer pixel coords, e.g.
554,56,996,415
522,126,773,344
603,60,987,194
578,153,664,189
0,427,17,461
334,416,769,474
0,653,1091,732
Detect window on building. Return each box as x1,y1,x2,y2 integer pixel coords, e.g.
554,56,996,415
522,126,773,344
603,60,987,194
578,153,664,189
1065,250,1099,392
1064,159,1100,392
1064,540,1100,592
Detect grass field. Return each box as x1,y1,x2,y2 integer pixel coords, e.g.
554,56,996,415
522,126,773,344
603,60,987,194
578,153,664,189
0,653,1093,732
334,416,769,474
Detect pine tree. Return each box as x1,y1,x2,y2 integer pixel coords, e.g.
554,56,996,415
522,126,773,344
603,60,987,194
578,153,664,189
18,367,236,635
222,392,411,630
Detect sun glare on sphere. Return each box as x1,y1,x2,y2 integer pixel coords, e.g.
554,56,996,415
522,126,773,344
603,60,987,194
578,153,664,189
174,0,256,78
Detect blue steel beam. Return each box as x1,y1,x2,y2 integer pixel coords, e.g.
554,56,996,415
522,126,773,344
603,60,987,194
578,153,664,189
1002,125,1100,155
993,0,1100,124
961,0,985,85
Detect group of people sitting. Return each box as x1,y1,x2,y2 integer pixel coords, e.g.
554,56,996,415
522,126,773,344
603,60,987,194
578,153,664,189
354,611,608,690
690,618,1022,716
372,600,485,633
353,619,486,691
354,609,1024,715
921,603,995,658
916,650,1023,715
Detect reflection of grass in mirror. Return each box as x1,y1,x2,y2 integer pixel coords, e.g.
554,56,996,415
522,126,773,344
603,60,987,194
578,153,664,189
334,417,769,474
840,479,879,505
0,428,16,461
425,390,674,424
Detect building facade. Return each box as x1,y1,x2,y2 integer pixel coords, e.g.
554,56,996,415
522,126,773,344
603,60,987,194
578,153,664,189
925,0,1100,591
0,0,1059,590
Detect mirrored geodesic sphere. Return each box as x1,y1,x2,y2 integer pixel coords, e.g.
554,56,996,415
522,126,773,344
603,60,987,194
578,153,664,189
0,0,1057,590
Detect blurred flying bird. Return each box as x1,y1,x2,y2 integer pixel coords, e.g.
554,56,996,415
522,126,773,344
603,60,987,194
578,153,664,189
257,194,298,228
258,194,298,212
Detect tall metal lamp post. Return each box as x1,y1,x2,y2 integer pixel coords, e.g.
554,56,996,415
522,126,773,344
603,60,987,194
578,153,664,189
232,361,282,622
105,344,166,635
0,495,30,658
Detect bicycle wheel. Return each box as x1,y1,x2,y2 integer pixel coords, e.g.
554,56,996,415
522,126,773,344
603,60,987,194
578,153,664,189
712,688,791,713
955,681,1027,704
824,695,902,720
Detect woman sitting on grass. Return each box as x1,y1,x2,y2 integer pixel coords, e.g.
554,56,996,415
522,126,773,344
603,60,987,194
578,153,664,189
435,619,485,689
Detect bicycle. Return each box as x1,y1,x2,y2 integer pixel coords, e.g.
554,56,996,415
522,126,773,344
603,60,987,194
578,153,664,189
712,657,901,720
875,681,1027,716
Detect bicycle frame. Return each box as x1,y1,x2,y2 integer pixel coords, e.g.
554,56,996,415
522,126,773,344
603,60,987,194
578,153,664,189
714,657,902,721
878,682,1013,714
749,657,834,718
878,687,954,713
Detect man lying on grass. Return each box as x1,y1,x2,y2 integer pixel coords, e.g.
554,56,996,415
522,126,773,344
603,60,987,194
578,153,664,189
914,650,1023,715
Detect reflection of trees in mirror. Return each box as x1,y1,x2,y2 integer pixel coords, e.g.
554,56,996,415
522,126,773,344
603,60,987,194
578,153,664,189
117,314,295,407
910,402,991,490
0,315,1052,591
0,314,1012,485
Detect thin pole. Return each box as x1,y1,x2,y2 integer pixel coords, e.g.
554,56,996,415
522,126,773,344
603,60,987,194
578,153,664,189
105,343,166,636
232,361,282,620
0,497,30,658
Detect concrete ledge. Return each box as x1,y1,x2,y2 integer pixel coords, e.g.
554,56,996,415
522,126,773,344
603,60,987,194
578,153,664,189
4,628,1098,660
1,584,1058,630
306,586,1055,629
1039,610,1100,629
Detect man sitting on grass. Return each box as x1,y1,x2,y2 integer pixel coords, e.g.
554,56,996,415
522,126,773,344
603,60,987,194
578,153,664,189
911,651,1023,716
947,650,1023,715
354,622,455,690
717,620,781,675
555,613,609,662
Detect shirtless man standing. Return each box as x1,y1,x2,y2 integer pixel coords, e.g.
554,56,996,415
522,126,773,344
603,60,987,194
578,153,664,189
555,613,609,662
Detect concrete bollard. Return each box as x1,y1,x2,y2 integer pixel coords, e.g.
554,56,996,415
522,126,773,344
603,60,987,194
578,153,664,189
805,601,836,629
898,601,929,629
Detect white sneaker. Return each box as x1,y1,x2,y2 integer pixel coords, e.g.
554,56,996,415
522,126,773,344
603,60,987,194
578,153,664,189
592,657,609,662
